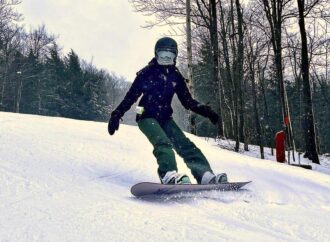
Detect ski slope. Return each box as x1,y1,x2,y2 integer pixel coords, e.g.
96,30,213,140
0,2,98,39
0,111,329,242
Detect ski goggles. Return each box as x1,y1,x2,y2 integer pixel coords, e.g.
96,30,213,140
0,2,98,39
156,50,176,65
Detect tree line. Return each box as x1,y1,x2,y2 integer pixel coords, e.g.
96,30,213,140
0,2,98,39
1,1,329,161
0,0,129,122
129,0,330,161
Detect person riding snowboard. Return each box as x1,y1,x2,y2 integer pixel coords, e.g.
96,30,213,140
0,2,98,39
108,37,227,185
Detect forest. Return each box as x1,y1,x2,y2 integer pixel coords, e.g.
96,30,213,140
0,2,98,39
0,1,130,122
130,0,330,163
1,0,330,162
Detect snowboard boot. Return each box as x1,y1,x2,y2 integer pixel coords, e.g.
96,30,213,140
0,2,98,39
201,171,228,185
161,170,191,184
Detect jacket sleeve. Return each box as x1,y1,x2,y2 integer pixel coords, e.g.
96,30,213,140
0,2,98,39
175,70,217,119
175,71,200,112
113,72,144,118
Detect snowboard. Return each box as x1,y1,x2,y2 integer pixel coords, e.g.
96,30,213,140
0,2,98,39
131,181,251,197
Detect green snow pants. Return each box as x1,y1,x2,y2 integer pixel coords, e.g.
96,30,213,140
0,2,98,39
138,118,213,183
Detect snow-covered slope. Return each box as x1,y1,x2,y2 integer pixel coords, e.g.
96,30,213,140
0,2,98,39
0,112,329,242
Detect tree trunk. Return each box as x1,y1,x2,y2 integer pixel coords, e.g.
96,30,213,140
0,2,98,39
210,0,224,137
262,0,294,159
251,62,265,159
186,0,196,134
235,0,245,151
297,0,319,164
15,74,23,113
219,0,234,139
228,0,240,151
258,49,274,156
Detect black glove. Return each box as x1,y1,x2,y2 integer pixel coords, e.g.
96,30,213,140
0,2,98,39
196,105,219,124
108,111,121,135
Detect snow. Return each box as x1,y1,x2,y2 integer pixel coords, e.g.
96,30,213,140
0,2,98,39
0,111,330,242
213,138,330,176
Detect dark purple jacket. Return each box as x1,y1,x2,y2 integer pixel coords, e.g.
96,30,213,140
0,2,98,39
114,58,203,125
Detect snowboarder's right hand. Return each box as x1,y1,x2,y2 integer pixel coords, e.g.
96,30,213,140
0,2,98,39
108,111,121,135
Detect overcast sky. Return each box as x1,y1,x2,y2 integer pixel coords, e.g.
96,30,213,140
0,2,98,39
16,0,175,81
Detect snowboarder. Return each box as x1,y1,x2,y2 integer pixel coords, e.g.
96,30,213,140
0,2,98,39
108,37,227,185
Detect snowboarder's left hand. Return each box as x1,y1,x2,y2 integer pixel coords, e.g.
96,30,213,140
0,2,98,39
108,111,121,135
197,105,219,124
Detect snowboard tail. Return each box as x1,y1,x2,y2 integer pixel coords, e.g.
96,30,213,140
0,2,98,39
131,181,251,197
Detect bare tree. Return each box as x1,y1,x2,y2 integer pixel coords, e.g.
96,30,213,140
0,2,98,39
217,0,246,151
186,0,198,134
209,0,224,137
234,0,245,151
260,0,297,161
245,13,269,159
218,1,235,138
0,0,22,108
25,25,56,61
296,0,320,163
